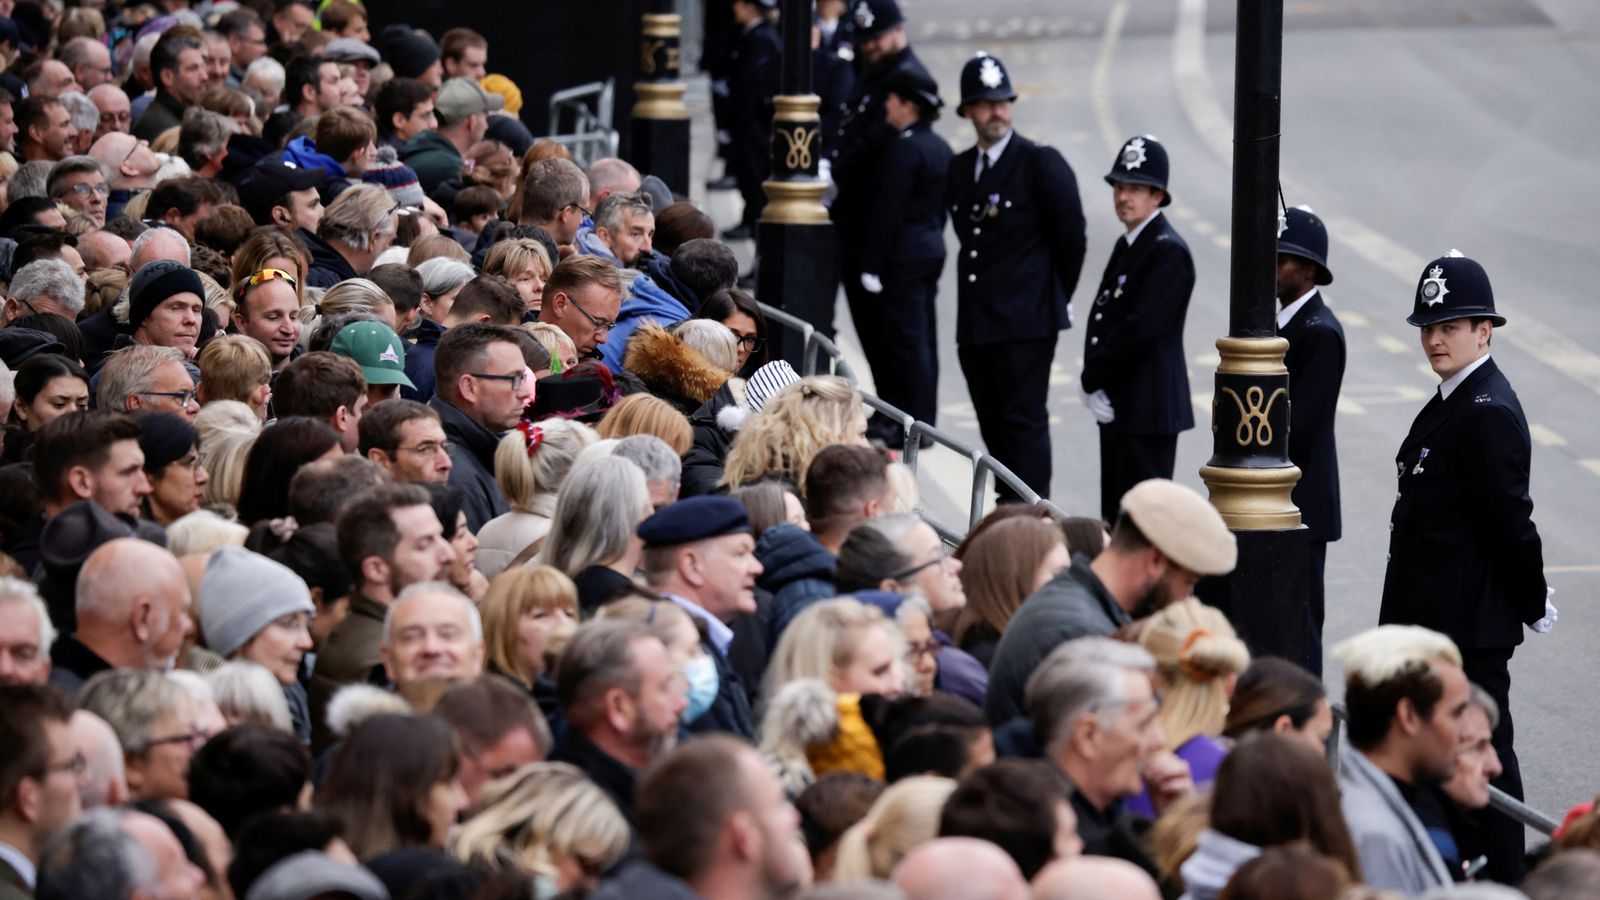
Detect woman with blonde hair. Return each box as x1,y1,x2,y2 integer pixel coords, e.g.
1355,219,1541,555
764,598,906,701
521,321,578,375
478,565,579,713
199,426,259,512
949,516,1070,666
300,277,386,340
462,139,519,200
477,419,596,579
1128,597,1250,818
721,375,869,490
484,237,552,314
594,393,693,455
448,762,629,894
832,776,956,880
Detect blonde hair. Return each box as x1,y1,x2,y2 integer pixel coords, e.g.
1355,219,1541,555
594,596,698,655
492,418,596,513
670,318,738,373
721,375,865,489
167,510,248,557
231,228,308,301
407,234,471,267
198,334,272,407
484,237,551,283
197,270,231,317
764,598,899,699
1139,598,1250,751
201,428,259,509
520,322,576,371
84,267,127,317
448,762,629,879
479,565,579,685
832,775,957,880
302,276,385,334
885,461,918,514
0,151,15,180
594,394,692,455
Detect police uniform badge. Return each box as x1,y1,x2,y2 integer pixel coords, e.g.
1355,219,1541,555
1420,265,1449,307
854,0,875,29
978,57,1004,89
1120,137,1147,171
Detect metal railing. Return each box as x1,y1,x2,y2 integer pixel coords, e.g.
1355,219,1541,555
757,301,1067,540
1329,703,1558,837
539,80,619,170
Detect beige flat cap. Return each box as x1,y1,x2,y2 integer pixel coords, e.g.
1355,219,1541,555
1119,479,1237,575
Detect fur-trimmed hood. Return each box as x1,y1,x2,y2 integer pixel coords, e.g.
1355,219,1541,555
622,322,729,412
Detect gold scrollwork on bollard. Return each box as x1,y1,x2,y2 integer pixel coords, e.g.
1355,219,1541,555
1220,385,1287,447
778,126,818,170
640,39,662,76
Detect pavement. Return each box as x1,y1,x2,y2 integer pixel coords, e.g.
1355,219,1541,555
683,0,1600,827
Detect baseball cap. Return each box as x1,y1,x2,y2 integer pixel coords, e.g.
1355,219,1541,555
330,321,415,389
238,158,327,226
434,77,504,124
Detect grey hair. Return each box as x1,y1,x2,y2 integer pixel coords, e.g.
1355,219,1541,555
1025,637,1157,753
319,183,397,251
612,434,681,488
670,318,738,372
0,361,12,417
78,669,190,753
245,56,286,98
96,344,186,411
57,93,100,135
11,258,86,315
1466,682,1500,731
177,108,238,171
384,581,485,645
10,160,52,201
130,226,192,269
36,807,160,900
166,509,249,557
206,660,293,732
0,575,55,657
893,594,932,629
593,190,652,234
46,154,108,199
540,455,650,576
416,257,476,299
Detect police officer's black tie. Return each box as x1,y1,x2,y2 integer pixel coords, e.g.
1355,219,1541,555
977,152,990,182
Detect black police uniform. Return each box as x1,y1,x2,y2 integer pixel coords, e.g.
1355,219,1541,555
1380,251,1546,884
727,11,782,231
1276,206,1345,674
1082,136,1194,521
856,70,951,439
947,53,1087,501
831,0,932,338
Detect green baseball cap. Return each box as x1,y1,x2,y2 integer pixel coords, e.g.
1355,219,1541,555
330,321,415,389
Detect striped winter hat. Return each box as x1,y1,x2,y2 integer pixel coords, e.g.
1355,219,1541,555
362,146,425,209
745,359,800,412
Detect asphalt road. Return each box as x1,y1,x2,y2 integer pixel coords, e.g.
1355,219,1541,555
691,0,1600,825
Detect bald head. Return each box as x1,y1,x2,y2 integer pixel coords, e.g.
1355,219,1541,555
1031,857,1161,900
89,129,160,189
70,708,129,808
75,539,193,670
78,230,132,273
894,838,1028,900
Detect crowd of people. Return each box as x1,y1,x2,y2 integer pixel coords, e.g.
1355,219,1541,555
0,1,1582,900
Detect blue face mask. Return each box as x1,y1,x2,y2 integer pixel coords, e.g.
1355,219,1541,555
682,653,720,724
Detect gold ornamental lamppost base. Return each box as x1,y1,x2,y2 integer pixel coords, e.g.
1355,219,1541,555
1200,335,1302,530
629,9,689,195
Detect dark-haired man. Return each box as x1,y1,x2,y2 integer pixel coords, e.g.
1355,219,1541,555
430,323,533,530
0,684,81,896
359,399,452,484
134,30,206,141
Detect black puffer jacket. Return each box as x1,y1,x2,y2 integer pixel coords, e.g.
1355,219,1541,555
680,376,748,497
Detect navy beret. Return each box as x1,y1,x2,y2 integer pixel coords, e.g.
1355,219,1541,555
637,496,751,548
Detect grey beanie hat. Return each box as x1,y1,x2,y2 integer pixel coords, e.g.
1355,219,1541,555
245,850,388,900
199,546,316,658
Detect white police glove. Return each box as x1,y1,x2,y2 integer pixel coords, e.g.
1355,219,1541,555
860,273,884,295
1531,586,1558,634
1080,386,1115,424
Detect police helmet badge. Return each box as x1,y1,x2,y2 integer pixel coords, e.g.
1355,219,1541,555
1276,210,1288,238
1121,137,1147,171
854,0,875,29
978,57,1003,89
1420,265,1449,307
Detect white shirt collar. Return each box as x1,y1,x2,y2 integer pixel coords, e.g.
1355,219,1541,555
1439,352,1491,400
974,130,1013,180
1276,287,1318,329
0,841,35,888
663,593,733,656
1123,208,1162,246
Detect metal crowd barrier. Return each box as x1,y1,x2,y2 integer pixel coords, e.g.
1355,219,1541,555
757,301,1068,540
539,80,618,170
1329,704,1558,837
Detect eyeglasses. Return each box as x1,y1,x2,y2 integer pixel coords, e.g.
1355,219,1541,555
567,294,615,334
121,138,149,166
138,389,200,408
888,546,951,582
397,440,453,456
469,371,528,391
56,182,110,199
142,729,207,752
235,267,298,299
176,452,203,473
566,202,593,220
729,329,765,353
906,639,939,661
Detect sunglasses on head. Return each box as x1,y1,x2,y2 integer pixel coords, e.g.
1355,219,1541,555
234,267,298,300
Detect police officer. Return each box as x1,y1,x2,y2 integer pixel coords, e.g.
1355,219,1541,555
722,0,781,240
946,52,1086,501
1381,250,1552,883
830,0,930,342
1275,206,1345,675
1081,135,1194,521
854,68,950,443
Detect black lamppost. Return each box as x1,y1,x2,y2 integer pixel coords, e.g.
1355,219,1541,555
1197,0,1311,667
630,0,690,195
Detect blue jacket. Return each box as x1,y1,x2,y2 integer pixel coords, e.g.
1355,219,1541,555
402,317,445,402
598,273,690,373
757,524,837,640
573,225,621,266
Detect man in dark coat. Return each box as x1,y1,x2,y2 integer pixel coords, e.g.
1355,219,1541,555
722,0,781,239
1080,135,1195,522
1380,250,1551,884
1275,205,1345,674
427,323,533,531
947,52,1086,501
830,0,930,341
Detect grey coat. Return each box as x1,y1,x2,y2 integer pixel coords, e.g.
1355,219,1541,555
1337,746,1452,895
